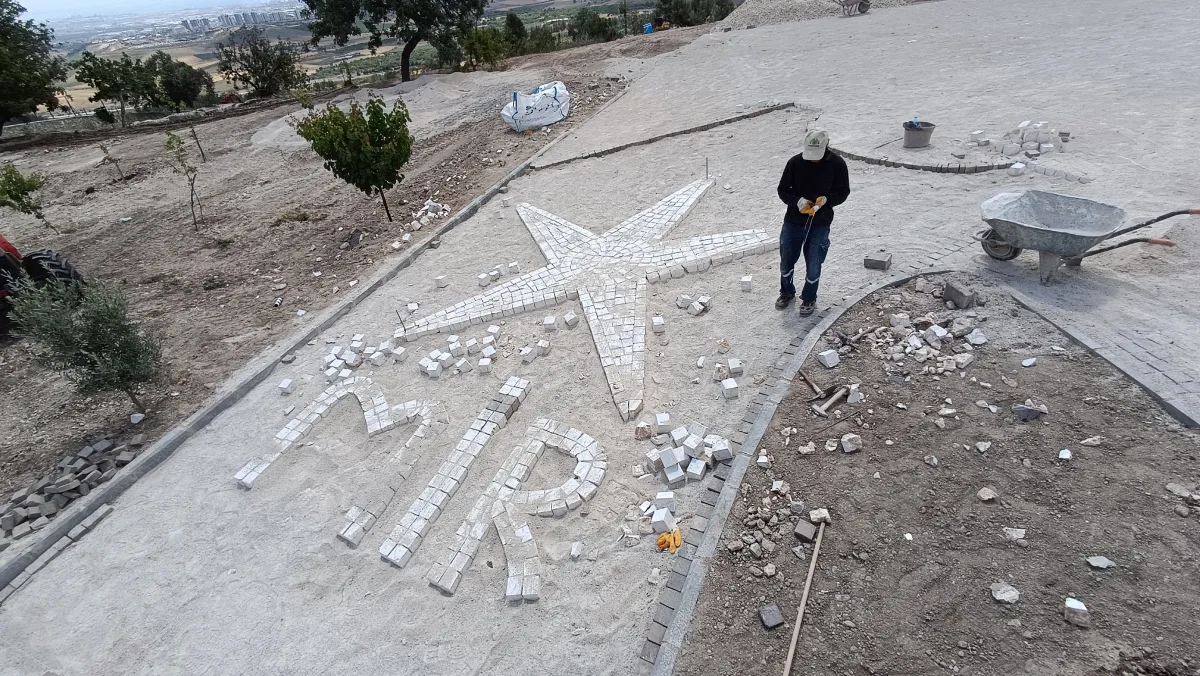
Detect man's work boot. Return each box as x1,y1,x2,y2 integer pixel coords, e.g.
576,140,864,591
798,301,816,316
775,295,794,310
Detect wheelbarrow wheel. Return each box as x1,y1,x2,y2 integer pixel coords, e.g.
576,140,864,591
858,0,870,12
980,228,1022,261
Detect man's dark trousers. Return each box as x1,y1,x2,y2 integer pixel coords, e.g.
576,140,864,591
779,218,830,304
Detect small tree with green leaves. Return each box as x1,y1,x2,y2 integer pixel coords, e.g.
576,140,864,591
292,95,413,222
10,278,165,413
97,142,123,179
503,12,527,56
163,132,203,230
216,26,306,97
0,164,54,231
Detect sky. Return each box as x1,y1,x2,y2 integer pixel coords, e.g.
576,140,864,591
20,0,255,20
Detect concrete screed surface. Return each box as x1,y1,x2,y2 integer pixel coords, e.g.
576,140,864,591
4,1,1200,674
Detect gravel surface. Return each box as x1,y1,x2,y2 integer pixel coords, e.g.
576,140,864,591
717,0,923,30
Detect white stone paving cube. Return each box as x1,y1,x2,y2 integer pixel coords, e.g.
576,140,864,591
721,378,739,399
665,464,686,489
477,273,490,287
740,275,753,292
435,275,449,288
682,434,704,458
651,507,676,533
817,350,840,368
370,352,388,366
393,346,408,362
654,491,675,511
455,358,472,373
520,346,536,364
478,357,493,373
449,342,465,357
507,262,520,275
685,457,707,481
425,362,442,379
669,426,689,447
728,358,744,376
278,379,294,395
563,311,579,328
542,316,557,331
676,294,693,309
465,338,480,354
488,269,501,282
487,325,501,339
651,316,666,334
537,339,551,356
653,412,671,434
687,301,705,316
481,345,497,359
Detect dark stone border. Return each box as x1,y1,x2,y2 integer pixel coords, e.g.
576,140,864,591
640,267,954,673
1009,290,1200,428
531,102,800,172
0,94,626,592
832,145,1015,174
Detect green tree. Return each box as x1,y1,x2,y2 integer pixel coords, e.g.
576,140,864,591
10,278,165,412
0,164,52,231
503,12,527,56
656,0,733,27
461,27,505,70
216,26,306,97
0,0,67,138
526,25,560,54
163,132,203,230
618,0,630,34
303,0,487,83
292,95,413,222
72,52,161,127
569,7,619,42
146,51,215,109
429,27,464,68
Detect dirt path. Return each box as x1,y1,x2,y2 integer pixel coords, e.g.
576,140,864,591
0,33,699,500
676,273,1200,675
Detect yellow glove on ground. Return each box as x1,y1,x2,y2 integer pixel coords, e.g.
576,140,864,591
656,529,683,553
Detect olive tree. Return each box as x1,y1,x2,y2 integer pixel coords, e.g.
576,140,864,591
292,95,413,221
0,164,52,231
0,0,67,138
10,278,166,413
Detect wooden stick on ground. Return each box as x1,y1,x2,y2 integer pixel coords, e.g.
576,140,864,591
782,521,826,676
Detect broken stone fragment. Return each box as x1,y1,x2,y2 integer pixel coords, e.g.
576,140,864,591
977,487,999,502
1085,555,1116,569
840,433,862,453
1063,598,1091,627
990,582,1020,604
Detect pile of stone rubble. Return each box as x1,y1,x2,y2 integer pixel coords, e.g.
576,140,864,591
1,435,144,546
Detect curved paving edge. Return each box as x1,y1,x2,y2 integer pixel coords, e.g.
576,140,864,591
531,102,801,172
1008,290,1199,428
832,145,1016,174
0,103,612,596
638,266,953,673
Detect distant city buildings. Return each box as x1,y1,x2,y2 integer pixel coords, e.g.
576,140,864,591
179,7,303,33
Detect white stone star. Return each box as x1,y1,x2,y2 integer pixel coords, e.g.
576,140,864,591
395,180,778,420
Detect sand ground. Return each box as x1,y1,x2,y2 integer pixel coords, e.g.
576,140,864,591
2,0,1199,674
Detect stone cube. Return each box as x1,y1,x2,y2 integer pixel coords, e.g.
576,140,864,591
563,311,579,328
794,518,818,542
864,252,892,270
448,342,465,357
393,347,408,363
669,426,689,447
654,491,675,511
435,275,449,288
481,345,497,359
675,294,693,309
687,301,705,316
478,358,493,373
520,346,536,364
720,378,739,399
651,507,676,533
727,358,743,376
759,603,785,630
682,434,704,458
710,438,733,462
817,350,840,368
651,316,666,334
477,273,491,287
665,464,686,488
943,281,976,309
455,358,473,373
654,412,671,434
537,339,551,356
487,325,501,339
370,352,388,366
685,458,706,481
278,379,294,395
489,269,501,282
507,262,520,275
740,275,753,292
465,338,480,354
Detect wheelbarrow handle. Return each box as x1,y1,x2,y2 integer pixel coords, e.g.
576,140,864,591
1108,209,1197,239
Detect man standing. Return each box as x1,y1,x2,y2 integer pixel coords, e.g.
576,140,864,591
775,130,851,316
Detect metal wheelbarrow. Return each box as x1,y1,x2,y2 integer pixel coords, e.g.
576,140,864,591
976,191,1198,283
832,0,870,16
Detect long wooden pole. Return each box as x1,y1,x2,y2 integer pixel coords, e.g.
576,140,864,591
782,521,826,675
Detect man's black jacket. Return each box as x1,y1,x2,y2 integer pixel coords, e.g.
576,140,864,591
776,150,851,228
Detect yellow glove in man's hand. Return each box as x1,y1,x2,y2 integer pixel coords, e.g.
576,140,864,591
799,196,828,216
